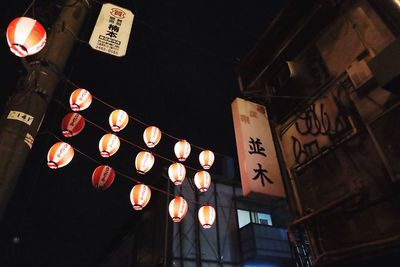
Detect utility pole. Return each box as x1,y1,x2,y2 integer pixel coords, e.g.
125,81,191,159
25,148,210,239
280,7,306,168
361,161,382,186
0,0,91,221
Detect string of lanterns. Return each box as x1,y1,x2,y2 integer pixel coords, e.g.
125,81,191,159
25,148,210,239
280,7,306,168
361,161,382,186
6,13,217,228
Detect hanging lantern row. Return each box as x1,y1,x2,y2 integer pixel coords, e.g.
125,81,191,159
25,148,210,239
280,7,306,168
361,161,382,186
47,142,74,169
135,151,155,174
70,88,92,111
99,133,120,157
92,165,115,191
46,142,216,228
6,17,47,57
130,184,151,210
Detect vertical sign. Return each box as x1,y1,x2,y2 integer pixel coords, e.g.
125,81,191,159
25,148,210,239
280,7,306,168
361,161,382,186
231,98,285,198
89,3,134,57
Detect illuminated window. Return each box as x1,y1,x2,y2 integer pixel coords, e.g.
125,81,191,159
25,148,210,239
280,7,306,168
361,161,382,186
237,209,272,228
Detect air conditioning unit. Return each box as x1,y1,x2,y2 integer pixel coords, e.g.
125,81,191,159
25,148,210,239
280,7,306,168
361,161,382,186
346,58,373,90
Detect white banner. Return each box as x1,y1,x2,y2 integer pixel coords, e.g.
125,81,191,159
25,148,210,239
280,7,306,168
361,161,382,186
89,3,134,57
231,97,285,198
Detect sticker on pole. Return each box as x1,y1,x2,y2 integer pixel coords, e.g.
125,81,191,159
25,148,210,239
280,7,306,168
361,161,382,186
89,3,134,57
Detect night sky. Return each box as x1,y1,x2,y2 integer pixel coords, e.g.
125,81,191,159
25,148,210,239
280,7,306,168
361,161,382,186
0,0,288,266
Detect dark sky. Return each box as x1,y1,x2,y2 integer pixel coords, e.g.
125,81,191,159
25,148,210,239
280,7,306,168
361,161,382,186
0,0,288,266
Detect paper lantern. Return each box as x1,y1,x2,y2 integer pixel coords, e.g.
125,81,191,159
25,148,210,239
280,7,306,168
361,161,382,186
135,151,155,174
47,142,74,169
130,184,151,210
99,133,120,157
91,165,115,191
194,170,211,193
69,88,92,111
199,150,215,170
143,126,162,148
6,17,46,57
168,162,186,185
61,112,85,137
174,139,191,162
198,205,216,229
169,196,188,222
109,109,129,132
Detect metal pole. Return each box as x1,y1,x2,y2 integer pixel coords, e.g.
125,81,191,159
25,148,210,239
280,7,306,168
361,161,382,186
213,183,222,266
0,0,91,221
194,191,202,267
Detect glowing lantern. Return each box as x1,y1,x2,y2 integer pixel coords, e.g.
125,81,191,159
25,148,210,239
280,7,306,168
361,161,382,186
199,150,215,170
168,196,188,222
194,170,211,192
98,133,120,157
174,139,191,162
61,112,85,137
135,151,155,174
69,88,92,111
47,142,74,169
109,109,129,132
130,184,151,210
198,205,216,229
91,165,115,191
6,17,46,57
168,162,186,185
143,126,162,148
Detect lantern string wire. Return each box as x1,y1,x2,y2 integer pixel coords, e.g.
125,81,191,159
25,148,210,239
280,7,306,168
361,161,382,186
48,131,209,205
22,0,36,17
62,77,226,157
52,98,200,173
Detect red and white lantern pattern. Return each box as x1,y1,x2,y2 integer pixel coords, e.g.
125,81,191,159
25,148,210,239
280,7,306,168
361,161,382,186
130,184,151,210
199,150,215,170
91,165,115,191
143,126,162,148
194,170,211,192
98,133,120,157
109,109,129,132
198,205,216,229
6,17,47,57
169,196,188,222
135,151,155,174
69,88,92,111
47,142,74,169
174,139,191,162
168,162,186,185
61,112,85,137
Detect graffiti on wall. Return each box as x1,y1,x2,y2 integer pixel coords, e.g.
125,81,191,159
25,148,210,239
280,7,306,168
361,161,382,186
280,78,358,167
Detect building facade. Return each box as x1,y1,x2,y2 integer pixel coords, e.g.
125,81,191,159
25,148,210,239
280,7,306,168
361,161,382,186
236,0,400,266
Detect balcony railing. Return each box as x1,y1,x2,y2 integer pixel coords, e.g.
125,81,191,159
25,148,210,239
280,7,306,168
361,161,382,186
240,223,294,264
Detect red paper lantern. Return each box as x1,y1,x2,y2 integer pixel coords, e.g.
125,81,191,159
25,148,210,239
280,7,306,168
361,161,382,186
194,170,211,193
198,205,216,229
109,109,129,132
135,151,155,174
47,142,74,169
199,150,215,170
169,196,188,222
143,126,162,148
69,88,92,111
91,165,115,191
61,112,85,137
168,162,186,185
174,139,191,162
98,133,120,157
130,184,151,210
6,17,46,57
